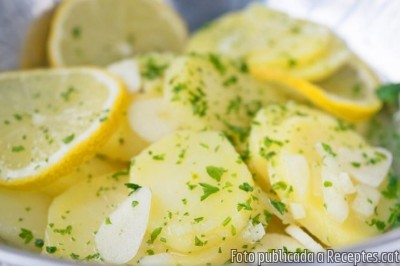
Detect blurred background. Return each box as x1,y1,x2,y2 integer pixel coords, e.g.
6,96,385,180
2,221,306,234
1,0,400,80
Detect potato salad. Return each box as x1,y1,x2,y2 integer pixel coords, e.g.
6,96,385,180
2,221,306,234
0,0,399,265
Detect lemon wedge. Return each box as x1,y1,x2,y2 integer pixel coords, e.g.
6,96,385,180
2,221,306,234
0,68,125,189
250,57,381,121
48,0,187,67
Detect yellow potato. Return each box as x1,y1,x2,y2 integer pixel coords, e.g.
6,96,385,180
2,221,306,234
0,188,51,252
249,103,394,247
44,170,130,262
134,184,274,265
130,131,259,253
161,54,287,149
41,155,127,196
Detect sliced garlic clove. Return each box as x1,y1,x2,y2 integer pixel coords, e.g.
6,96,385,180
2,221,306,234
285,224,324,252
108,59,141,93
95,187,152,264
241,221,266,243
280,153,310,201
128,98,178,142
351,184,381,217
289,203,306,220
337,147,392,187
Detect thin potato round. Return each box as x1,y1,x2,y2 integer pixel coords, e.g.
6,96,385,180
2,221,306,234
249,103,394,247
0,188,51,252
44,170,130,261
130,131,259,253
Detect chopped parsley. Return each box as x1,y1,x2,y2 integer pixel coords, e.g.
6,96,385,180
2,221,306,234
152,154,165,160
208,54,226,75
199,183,220,201
194,236,205,246
272,181,288,191
367,219,386,231
237,200,253,211
194,217,204,223
321,143,336,157
264,210,273,224
132,201,139,207
14,113,23,121
239,182,254,192
19,228,33,244
206,166,226,182
141,58,168,80
382,174,398,199
63,134,75,144
61,87,76,101
35,239,44,248
351,162,361,168
323,181,333,188
105,217,112,225
125,183,142,195
223,76,238,86
46,246,57,254
53,225,72,235
12,145,25,152
148,227,162,244
189,87,208,117
222,216,232,226
271,200,287,215
71,27,81,39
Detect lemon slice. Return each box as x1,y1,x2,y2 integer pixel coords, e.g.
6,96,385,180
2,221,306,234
187,4,332,75
48,0,187,67
249,36,351,82
0,68,125,189
250,57,381,121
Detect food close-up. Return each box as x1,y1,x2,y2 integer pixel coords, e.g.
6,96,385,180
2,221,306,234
1,0,400,265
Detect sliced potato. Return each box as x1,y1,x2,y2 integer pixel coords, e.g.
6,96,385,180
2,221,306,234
249,103,393,247
152,54,286,149
129,131,259,253
0,188,51,252
44,170,130,262
41,155,127,196
135,186,273,266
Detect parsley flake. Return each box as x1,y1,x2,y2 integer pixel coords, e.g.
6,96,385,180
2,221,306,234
206,166,226,182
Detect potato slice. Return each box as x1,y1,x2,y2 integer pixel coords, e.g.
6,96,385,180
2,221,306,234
41,155,127,196
129,131,258,253
161,54,286,149
44,170,130,262
0,188,51,252
249,103,393,247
